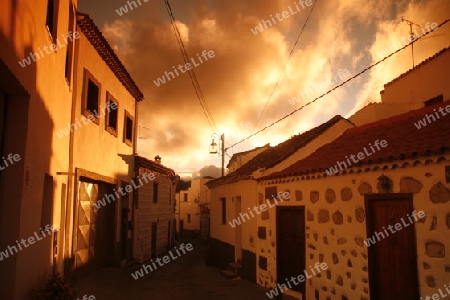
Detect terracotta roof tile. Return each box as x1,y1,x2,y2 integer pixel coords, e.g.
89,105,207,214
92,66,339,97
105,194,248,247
226,143,270,168
206,115,349,187
265,101,450,179
135,156,178,180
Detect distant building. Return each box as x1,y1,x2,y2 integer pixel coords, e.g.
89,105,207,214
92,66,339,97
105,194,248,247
176,177,212,238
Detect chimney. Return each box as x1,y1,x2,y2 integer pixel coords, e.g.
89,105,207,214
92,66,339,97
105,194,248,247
154,155,161,164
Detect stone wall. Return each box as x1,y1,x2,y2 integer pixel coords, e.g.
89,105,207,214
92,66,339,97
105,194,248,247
256,158,450,299
134,168,176,262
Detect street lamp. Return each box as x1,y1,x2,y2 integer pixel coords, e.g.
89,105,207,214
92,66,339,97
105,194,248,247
209,133,226,177
209,134,219,154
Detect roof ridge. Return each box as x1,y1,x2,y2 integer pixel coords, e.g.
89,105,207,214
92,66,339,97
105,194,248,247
346,100,450,134
383,47,450,88
76,12,144,101
266,101,450,180
206,115,347,187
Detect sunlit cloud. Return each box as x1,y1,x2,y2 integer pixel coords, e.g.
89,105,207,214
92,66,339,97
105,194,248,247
88,0,450,177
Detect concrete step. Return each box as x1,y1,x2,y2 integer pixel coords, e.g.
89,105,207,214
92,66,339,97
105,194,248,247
220,270,239,280
228,262,242,270
228,262,243,276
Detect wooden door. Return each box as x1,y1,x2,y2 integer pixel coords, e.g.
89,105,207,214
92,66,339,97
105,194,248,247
277,207,305,295
365,194,419,300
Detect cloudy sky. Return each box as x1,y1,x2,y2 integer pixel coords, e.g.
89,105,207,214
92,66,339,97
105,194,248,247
79,0,450,178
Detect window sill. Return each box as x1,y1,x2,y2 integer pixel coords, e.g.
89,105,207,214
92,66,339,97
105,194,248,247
106,126,118,137
82,110,100,125
124,139,133,147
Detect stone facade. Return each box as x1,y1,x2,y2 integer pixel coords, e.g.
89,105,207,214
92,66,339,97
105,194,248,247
256,157,450,299
134,162,178,262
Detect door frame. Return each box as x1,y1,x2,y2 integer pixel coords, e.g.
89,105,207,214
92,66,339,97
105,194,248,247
364,193,420,299
276,206,306,296
72,168,117,274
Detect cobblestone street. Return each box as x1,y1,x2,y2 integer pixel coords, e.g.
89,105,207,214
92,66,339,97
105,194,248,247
72,239,296,300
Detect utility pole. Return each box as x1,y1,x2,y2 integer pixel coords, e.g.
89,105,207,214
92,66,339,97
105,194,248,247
401,16,421,68
209,133,227,177
220,134,225,177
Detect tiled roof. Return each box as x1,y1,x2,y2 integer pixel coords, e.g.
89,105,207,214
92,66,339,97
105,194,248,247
226,143,270,168
264,101,450,179
135,156,179,181
383,47,450,88
206,115,349,187
176,180,191,192
76,13,144,102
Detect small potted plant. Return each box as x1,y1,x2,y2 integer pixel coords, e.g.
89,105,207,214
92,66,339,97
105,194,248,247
30,272,75,300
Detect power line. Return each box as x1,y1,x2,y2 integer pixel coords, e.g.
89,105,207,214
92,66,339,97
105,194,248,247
255,0,319,127
230,18,450,149
163,0,219,131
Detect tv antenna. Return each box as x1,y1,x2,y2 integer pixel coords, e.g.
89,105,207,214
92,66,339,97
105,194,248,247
401,16,421,68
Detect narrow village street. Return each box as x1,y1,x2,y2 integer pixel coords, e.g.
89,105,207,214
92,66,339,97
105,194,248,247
73,238,296,300
1,1,450,299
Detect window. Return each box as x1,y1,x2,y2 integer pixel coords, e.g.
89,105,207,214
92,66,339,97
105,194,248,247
153,182,159,203
87,81,99,112
187,214,191,223
82,70,100,123
265,186,277,202
65,2,76,83
124,110,134,146
105,92,118,136
220,197,226,224
424,94,443,107
46,0,57,40
183,193,188,202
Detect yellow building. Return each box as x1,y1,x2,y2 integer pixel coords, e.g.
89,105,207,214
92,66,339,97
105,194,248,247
0,1,78,298
350,47,450,126
176,177,212,238
65,12,144,278
0,1,146,297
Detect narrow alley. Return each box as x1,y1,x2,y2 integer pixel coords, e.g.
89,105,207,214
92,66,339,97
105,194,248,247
73,238,296,300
